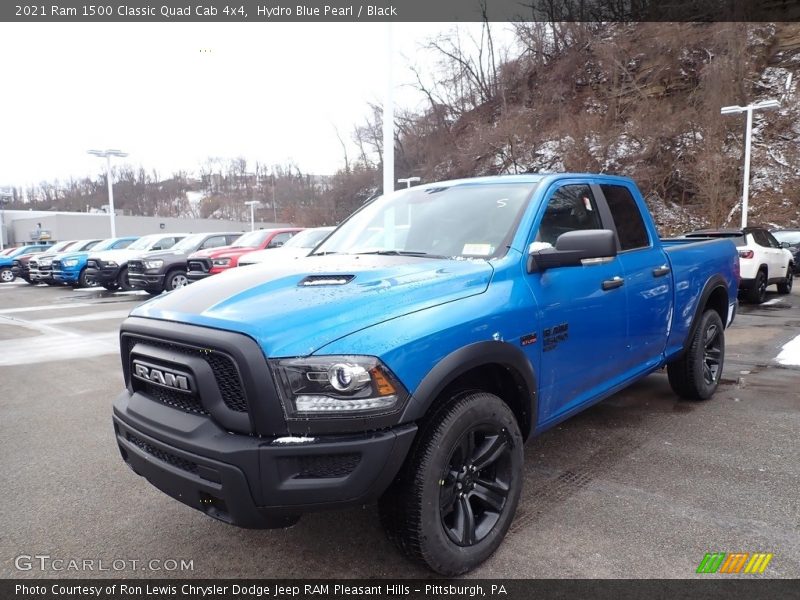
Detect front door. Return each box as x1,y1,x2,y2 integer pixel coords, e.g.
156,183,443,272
523,182,629,427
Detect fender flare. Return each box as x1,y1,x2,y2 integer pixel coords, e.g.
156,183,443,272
400,341,538,438
683,274,729,354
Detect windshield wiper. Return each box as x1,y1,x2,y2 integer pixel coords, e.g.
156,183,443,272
354,250,449,258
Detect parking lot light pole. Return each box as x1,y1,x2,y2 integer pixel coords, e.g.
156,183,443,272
88,149,128,237
397,177,421,189
720,99,780,228
245,201,260,231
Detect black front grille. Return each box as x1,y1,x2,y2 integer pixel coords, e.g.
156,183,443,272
128,260,144,274
125,432,198,474
127,336,249,414
144,381,209,415
187,259,210,273
288,454,361,479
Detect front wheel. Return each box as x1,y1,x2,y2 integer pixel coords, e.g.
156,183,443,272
777,268,793,294
165,269,188,291
667,309,725,400
379,392,523,575
78,268,97,288
0,268,15,283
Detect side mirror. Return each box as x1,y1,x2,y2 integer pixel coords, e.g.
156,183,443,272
780,241,790,249
528,229,617,273
268,241,284,248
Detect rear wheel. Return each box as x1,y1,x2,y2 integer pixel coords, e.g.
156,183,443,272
165,269,188,291
0,268,15,283
746,270,767,304
379,392,523,575
667,309,725,400
777,268,793,294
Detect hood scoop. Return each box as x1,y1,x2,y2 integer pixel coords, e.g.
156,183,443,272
298,274,355,287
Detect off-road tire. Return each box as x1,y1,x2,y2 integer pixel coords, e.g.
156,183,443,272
777,267,793,295
379,392,523,575
667,309,725,401
117,266,133,291
746,270,767,304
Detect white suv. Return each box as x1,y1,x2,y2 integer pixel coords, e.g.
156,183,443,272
686,228,794,304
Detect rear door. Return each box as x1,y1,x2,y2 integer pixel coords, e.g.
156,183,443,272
596,183,672,373
764,230,789,278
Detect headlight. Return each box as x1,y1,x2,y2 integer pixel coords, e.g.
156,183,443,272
62,259,78,267
144,259,163,269
271,356,408,417
105,261,118,267
212,258,231,267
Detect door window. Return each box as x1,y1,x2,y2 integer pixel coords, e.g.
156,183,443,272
201,236,227,249
536,185,602,246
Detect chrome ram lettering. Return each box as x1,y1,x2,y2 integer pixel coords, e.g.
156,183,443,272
133,363,190,391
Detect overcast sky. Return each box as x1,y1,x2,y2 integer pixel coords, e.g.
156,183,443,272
0,22,516,188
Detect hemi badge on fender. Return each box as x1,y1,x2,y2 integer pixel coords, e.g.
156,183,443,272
520,333,538,346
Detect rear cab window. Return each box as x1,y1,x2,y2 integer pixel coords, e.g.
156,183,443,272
600,184,650,251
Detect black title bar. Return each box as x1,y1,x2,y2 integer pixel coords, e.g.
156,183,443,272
3,0,800,22
4,580,800,600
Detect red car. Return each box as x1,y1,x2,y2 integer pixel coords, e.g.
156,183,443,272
186,228,303,282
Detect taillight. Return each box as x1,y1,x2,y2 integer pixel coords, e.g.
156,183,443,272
738,250,754,259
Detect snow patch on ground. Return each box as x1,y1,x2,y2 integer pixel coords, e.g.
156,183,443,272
775,334,800,367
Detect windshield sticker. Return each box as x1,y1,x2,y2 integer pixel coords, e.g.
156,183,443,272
462,243,493,256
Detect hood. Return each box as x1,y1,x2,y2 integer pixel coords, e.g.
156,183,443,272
136,248,188,261
55,250,90,262
131,254,494,357
90,248,152,262
188,245,236,259
240,247,308,264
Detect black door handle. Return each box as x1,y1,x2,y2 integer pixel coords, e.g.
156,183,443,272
653,266,671,277
602,277,624,291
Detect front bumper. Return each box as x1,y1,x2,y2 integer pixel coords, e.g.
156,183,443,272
11,265,29,279
129,272,165,291
113,392,416,528
86,263,121,285
52,266,80,283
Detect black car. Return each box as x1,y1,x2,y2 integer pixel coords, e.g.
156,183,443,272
128,231,242,294
771,229,800,274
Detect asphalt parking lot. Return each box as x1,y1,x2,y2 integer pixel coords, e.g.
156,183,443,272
1,280,799,579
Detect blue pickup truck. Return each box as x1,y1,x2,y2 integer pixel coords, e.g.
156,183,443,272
112,174,739,575
52,236,139,287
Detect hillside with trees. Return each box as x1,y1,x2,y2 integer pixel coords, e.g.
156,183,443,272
5,22,799,235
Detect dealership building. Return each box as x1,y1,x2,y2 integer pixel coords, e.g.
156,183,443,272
0,210,291,247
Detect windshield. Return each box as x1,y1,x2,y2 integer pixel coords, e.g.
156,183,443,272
48,241,76,253
171,234,206,252
314,183,535,259
773,230,800,245
93,238,125,252
126,235,160,251
284,228,334,249
231,230,272,248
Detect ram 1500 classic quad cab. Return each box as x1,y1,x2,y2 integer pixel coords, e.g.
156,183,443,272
112,174,739,575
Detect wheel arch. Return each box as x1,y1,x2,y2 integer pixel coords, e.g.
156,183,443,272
683,275,729,355
401,342,537,441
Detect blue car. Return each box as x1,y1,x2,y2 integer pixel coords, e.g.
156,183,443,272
0,245,50,283
112,174,740,575
52,236,139,287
